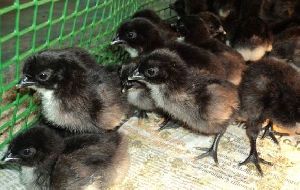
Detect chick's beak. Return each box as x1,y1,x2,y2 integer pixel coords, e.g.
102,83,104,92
111,35,127,45
16,76,36,88
128,69,145,81
1,152,20,163
218,26,226,35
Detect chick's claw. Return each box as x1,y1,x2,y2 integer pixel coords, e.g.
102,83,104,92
239,150,272,176
195,133,224,165
261,121,279,145
195,146,219,165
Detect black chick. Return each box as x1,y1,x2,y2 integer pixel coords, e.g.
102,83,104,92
52,132,129,189
176,15,246,85
270,26,300,66
129,49,239,164
119,62,173,130
18,47,131,133
2,123,129,189
112,18,227,80
238,58,300,175
230,16,273,61
197,11,227,43
1,123,63,189
175,12,227,42
170,0,208,17
119,62,156,118
228,0,273,61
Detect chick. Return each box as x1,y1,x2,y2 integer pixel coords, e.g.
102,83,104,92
2,122,129,189
18,48,131,133
52,132,129,189
111,18,164,58
197,11,227,43
270,26,300,66
129,49,239,164
227,0,274,61
119,62,156,118
230,16,273,61
175,15,211,46
119,62,172,130
1,123,63,189
175,12,226,41
176,15,246,85
238,58,300,175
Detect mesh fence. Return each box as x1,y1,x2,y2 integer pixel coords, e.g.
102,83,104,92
0,0,174,148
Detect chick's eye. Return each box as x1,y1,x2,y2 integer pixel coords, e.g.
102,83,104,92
21,148,36,157
145,67,159,77
37,71,50,81
127,32,137,39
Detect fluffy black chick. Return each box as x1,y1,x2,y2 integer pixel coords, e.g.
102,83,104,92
170,0,208,17
227,0,274,61
51,131,129,189
197,11,227,43
238,58,300,175
230,16,273,61
119,62,156,118
119,62,173,130
2,123,129,190
175,12,226,42
270,26,300,66
1,123,63,189
18,48,131,133
176,15,246,85
129,49,239,164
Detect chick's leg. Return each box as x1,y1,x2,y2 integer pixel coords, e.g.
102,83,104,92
196,132,224,165
240,120,272,176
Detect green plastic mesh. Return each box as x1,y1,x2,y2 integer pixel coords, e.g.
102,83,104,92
0,0,174,149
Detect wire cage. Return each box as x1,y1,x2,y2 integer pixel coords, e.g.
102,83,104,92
0,0,175,149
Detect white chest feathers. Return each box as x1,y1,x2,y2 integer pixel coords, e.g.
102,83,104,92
20,166,40,190
176,36,185,42
127,88,155,111
124,46,139,58
236,44,272,61
148,84,205,129
38,89,62,124
37,88,76,129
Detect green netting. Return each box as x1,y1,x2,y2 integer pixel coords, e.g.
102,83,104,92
0,0,174,149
